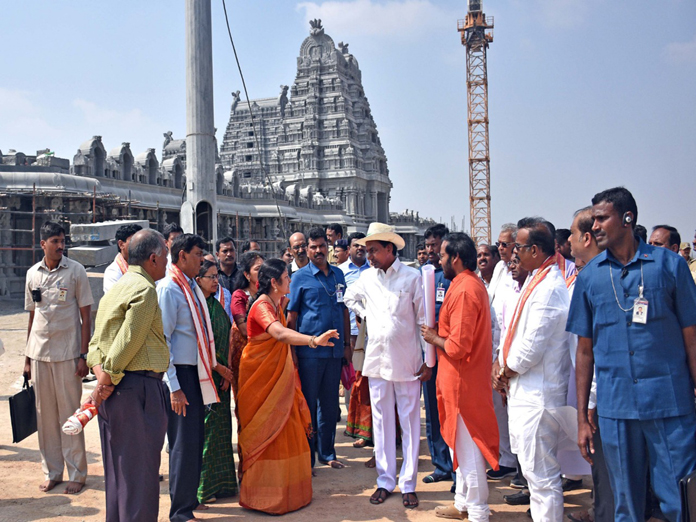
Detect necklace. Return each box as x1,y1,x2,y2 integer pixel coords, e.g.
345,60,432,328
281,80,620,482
261,294,281,315
317,269,339,297
609,260,644,313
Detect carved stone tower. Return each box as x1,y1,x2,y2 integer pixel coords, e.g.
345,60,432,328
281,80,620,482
220,20,392,229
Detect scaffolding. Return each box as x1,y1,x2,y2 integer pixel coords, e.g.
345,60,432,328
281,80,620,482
458,1,494,246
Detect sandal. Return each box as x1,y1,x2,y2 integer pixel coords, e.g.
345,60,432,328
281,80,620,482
402,492,419,509
370,487,391,505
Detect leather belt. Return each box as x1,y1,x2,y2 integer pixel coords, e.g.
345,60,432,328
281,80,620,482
127,370,164,381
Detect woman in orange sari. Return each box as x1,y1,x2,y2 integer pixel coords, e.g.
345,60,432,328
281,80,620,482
237,258,338,515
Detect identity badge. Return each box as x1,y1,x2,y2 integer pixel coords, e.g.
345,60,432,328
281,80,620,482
58,287,68,302
436,284,445,303
336,284,344,303
632,298,648,324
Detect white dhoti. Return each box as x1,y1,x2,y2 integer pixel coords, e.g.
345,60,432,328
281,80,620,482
558,364,591,476
369,377,420,493
492,389,516,468
451,414,491,521
508,402,576,522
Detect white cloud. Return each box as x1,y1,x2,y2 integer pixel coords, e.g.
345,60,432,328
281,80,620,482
0,88,61,153
296,0,453,38
663,34,696,64
71,99,166,155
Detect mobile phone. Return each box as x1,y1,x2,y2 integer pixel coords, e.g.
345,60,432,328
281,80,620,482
31,289,42,303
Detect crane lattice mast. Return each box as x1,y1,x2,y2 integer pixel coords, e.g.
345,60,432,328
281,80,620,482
458,0,494,246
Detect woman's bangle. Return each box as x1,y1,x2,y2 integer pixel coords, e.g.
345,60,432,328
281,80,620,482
309,336,317,348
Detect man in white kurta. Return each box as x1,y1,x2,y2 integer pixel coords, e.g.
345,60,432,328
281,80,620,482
487,224,518,477
344,222,430,508
494,219,572,522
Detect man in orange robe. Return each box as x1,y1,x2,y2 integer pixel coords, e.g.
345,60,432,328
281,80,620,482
422,232,500,521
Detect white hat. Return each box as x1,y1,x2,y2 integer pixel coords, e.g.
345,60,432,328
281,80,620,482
356,222,405,251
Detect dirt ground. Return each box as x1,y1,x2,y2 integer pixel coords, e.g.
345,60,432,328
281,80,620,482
0,296,592,522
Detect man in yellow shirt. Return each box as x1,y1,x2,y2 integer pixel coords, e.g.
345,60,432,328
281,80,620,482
87,229,170,522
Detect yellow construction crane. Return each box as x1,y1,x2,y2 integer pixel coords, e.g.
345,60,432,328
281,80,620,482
458,0,494,246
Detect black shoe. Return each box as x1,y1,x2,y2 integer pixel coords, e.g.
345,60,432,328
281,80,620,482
510,476,527,489
503,491,531,506
450,483,456,494
486,465,517,480
422,473,451,484
527,508,532,518
159,474,164,482
562,478,583,492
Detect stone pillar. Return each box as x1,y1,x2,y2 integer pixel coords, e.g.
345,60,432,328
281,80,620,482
371,191,378,221
181,0,217,245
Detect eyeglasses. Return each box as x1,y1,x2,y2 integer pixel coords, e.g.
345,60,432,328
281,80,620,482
495,241,511,248
199,274,219,280
291,243,307,251
514,243,534,250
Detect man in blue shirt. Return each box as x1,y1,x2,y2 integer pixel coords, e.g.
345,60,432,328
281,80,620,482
567,187,696,522
421,224,454,485
288,227,351,469
157,233,209,522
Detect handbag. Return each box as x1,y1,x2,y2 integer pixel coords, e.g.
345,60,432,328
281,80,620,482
9,374,37,443
680,469,696,522
352,318,367,373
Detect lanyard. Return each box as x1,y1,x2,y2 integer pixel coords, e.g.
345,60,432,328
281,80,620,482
609,260,644,312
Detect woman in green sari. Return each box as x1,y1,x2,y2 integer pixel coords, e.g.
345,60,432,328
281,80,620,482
196,259,238,504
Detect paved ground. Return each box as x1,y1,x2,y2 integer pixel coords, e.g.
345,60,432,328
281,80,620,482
0,297,592,521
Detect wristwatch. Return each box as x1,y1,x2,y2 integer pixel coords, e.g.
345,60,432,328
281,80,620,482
79,353,88,360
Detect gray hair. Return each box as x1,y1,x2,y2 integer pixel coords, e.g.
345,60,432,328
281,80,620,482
128,229,166,266
500,223,518,234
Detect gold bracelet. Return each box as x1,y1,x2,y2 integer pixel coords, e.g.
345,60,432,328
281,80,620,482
309,336,317,348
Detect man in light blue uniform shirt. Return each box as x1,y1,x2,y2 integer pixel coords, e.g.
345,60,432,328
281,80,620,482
288,227,351,469
340,232,370,338
157,233,208,522
568,187,696,522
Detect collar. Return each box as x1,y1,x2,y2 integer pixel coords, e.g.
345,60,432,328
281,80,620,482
128,264,156,286
39,255,68,272
346,258,368,270
529,256,554,277
597,238,654,267
309,261,333,277
379,257,402,276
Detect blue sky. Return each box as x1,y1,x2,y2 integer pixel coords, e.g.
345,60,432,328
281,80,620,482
1,0,695,242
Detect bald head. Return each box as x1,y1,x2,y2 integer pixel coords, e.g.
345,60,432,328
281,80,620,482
289,231,308,267
128,229,168,281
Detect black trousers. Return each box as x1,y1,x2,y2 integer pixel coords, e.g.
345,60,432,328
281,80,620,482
98,372,168,522
166,365,205,522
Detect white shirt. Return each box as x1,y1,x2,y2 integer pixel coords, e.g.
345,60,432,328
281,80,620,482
488,259,512,304
567,279,597,409
103,259,123,294
489,260,514,354
498,264,571,408
344,257,425,382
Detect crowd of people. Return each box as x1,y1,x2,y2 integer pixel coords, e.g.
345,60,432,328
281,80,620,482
20,185,696,522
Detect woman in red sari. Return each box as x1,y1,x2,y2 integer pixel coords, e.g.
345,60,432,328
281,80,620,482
237,258,338,515
228,251,264,398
